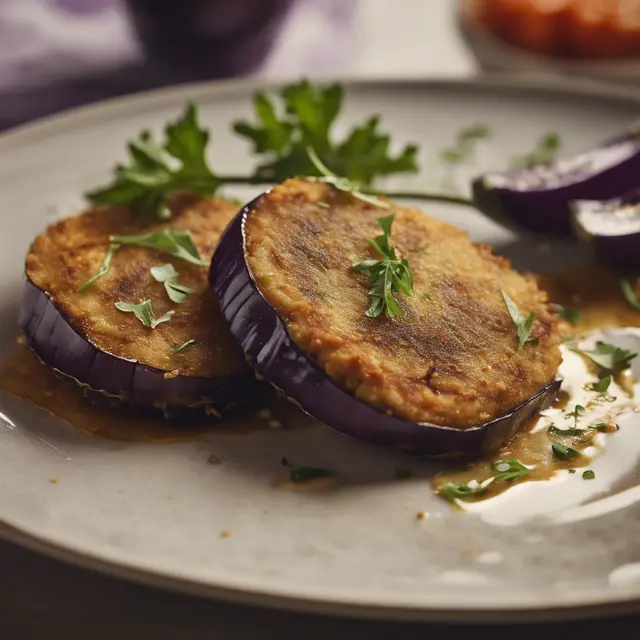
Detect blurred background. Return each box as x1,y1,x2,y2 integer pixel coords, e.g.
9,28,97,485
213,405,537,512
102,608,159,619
0,0,638,131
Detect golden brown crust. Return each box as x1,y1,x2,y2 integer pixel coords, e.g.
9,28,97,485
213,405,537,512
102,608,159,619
26,195,247,378
245,179,562,429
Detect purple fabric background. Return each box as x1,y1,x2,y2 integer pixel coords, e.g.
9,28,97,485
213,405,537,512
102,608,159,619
0,0,358,130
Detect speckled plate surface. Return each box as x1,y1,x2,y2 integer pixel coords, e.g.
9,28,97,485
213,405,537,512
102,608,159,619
0,77,639,622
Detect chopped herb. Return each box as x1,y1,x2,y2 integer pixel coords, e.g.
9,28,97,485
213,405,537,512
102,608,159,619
151,263,193,304
289,467,331,484
394,468,413,480
568,468,577,474
112,230,205,265
307,146,388,208
591,375,612,394
439,123,491,166
582,470,596,480
79,229,205,291
621,278,640,311
77,242,121,292
491,458,529,483
438,482,486,502
512,132,561,168
423,292,432,300
233,80,418,185
548,425,591,438
591,422,618,433
353,214,414,318
551,441,581,461
114,300,174,329
553,304,581,326
502,290,537,350
86,104,221,219
171,339,196,354
572,341,637,374
565,404,585,430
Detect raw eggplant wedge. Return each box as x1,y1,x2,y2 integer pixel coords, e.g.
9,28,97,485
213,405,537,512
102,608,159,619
472,126,640,236
210,179,562,456
571,187,640,270
21,195,257,415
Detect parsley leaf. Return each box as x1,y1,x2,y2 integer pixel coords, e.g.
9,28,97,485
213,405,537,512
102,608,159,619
582,470,596,480
150,263,193,304
547,425,591,438
76,243,121,292
306,147,389,208
621,278,640,311
551,441,581,461
440,123,491,166
512,132,561,169
353,214,414,318
572,341,637,374
552,304,581,326
565,404,585,430
491,459,530,483
114,300,174,329
591,375,612,394
502,290,537,350
438,482,486,502
78,229,205,291
87,104,220,219
171,339,196,355
233,80,419,185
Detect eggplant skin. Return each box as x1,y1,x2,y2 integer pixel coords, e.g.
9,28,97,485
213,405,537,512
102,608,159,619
473,128,640,236
21,195,257,414
210,181,561,456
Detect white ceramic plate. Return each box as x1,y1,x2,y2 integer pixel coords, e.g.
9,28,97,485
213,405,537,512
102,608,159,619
1,77,640,623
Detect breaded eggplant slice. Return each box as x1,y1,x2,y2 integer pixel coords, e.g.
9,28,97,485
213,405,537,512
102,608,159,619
211,179,562,455
21,195,255,414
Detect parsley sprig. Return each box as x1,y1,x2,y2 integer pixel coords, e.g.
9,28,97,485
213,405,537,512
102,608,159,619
353,214,414,318
440,123,491,166
571,341,637,375
512,132,561,169
114,300,174,329
85,81,474,219
502,290,537,350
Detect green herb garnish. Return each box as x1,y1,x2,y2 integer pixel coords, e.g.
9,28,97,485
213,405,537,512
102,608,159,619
306,146,389,208
76,242,121,292
150,263,193,304
353,214,414,318
438,482,486,502
572,341,637,374
551,441,581,461
553,304,581,326
621,278,640,311
171,339,196,355
502,290,537,350
78,229,205,291
289,467,332,484
565,404,585,430
87,104,221,219
440,124,491,166
591,374,612,394
394,468,413,480
547,425,591,438
568,468,577,474
491,459,530,483
582,470,596,480
512,132,561,168
234,80,419,185
114,300,174,329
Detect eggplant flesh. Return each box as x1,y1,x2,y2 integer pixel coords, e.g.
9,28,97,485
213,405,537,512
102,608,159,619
21,196,256,415
210,183,561,456
572,187,640,270
473,127,640,236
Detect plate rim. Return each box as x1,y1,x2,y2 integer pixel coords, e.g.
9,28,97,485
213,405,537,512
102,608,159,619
1,74,640,623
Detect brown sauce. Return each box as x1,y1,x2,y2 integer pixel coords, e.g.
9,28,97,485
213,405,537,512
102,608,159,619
0,343,307,442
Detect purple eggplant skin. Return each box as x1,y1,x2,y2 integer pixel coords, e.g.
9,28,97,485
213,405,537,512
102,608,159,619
472,127,640,236
19,277,256,416
210,197,561,457
571,187,640,270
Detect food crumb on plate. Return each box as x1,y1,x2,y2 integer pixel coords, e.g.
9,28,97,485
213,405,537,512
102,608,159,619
48,478,59,484
220,530,231,539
